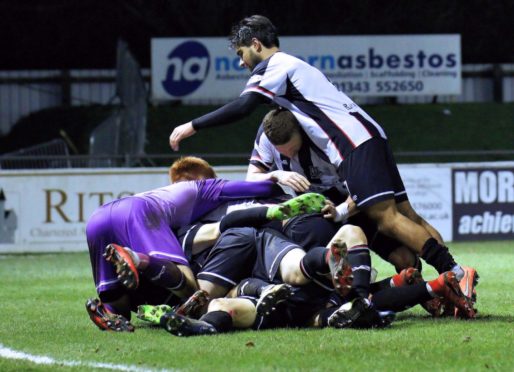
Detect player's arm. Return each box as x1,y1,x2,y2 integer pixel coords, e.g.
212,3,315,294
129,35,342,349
247,163,310,192
169,93,270,151
246,163,275,182
247,132,310,191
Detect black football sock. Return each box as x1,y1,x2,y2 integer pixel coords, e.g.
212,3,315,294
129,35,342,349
370,277,393,293
99,290,131,319
219,207,269,232
420,238,457,274
143,256,185,290
199,311,233,333
317,307,338,327
371,282,432,312
300,246,333,292
347,245,372,299
237,278,270,298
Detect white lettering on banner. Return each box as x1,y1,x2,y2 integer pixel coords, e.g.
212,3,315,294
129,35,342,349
152,35,461,100
458,212,514,235
182,57,209,81
455,170,514,204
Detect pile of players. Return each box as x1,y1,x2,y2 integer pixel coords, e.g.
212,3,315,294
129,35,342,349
85,14,478,335
85,155,477,336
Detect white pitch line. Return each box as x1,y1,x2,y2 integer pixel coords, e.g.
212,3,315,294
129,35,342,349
0,343,176,372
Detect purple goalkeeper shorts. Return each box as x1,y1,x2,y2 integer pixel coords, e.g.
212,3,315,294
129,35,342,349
86,196,188,295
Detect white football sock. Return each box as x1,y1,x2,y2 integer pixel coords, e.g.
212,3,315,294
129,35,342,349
451,264,464,281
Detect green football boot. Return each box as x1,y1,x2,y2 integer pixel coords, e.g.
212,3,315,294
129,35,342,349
266,192,326,220
137,304,173,325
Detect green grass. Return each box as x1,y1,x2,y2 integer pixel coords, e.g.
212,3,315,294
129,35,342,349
1,242,513,371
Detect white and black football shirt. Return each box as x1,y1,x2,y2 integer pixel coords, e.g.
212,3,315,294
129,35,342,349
242,52,387,167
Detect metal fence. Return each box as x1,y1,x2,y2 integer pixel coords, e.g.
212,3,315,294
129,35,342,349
0,139,71,169
1,150,514,169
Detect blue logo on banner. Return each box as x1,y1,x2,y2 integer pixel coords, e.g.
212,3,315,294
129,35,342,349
162,41,210,96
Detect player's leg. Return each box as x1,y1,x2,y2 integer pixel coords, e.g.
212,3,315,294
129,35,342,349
396,199,444,244
161,297,256,336
366,200,460,278
219,193,328,233
314,298,394,329
371,271,475,319
341,138,466,279
208,298,257,329
234,277,294,316
326,224,372,299
271,214,340,287
104,197,198,296
85,297,134,332
85,205,134,331
196,227,259,298
251,227,312,287
104,244,197,296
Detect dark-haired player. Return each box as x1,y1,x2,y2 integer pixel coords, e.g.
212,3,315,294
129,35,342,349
168,15,478,308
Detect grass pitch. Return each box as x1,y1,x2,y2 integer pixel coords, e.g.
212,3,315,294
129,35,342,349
0,241,513,371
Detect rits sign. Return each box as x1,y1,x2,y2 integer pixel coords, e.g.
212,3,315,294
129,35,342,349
453,168,514,240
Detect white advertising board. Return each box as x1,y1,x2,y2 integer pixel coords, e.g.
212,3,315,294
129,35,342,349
398,164,453,241
152,35,461,100
0,167,246,253
2,162,511,253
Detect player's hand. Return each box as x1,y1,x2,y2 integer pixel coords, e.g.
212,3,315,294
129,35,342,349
270,170,310,192
323,196,357,222
322,199,337,220
169,122,196,151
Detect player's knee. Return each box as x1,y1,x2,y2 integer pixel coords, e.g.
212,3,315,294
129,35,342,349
281,267,309,286
280,249,309,285
208,298,232,313
331,224,367,248
198,279,229,299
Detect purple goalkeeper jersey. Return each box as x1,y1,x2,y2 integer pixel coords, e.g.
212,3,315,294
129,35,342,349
86,178,280,294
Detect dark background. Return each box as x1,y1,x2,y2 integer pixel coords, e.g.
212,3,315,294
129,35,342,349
1,0,513,70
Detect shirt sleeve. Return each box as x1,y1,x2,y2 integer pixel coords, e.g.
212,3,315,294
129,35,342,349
249,124,275,171
241,55,288,100
192,93,269,130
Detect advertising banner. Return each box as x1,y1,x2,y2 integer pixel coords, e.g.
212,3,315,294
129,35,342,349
152,35,461,100
0,167,245,253
2,162,512,253
452,166,514,241
399,165,453,241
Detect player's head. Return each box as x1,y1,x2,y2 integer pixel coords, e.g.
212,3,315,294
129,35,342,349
263,108,302,158
169,156,217,183
229,15,279,49
229,15,279,71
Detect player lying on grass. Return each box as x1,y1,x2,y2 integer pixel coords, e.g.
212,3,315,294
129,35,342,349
127,181,475,334
137,224,475,336
170,156,443,316
84,176,325,331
